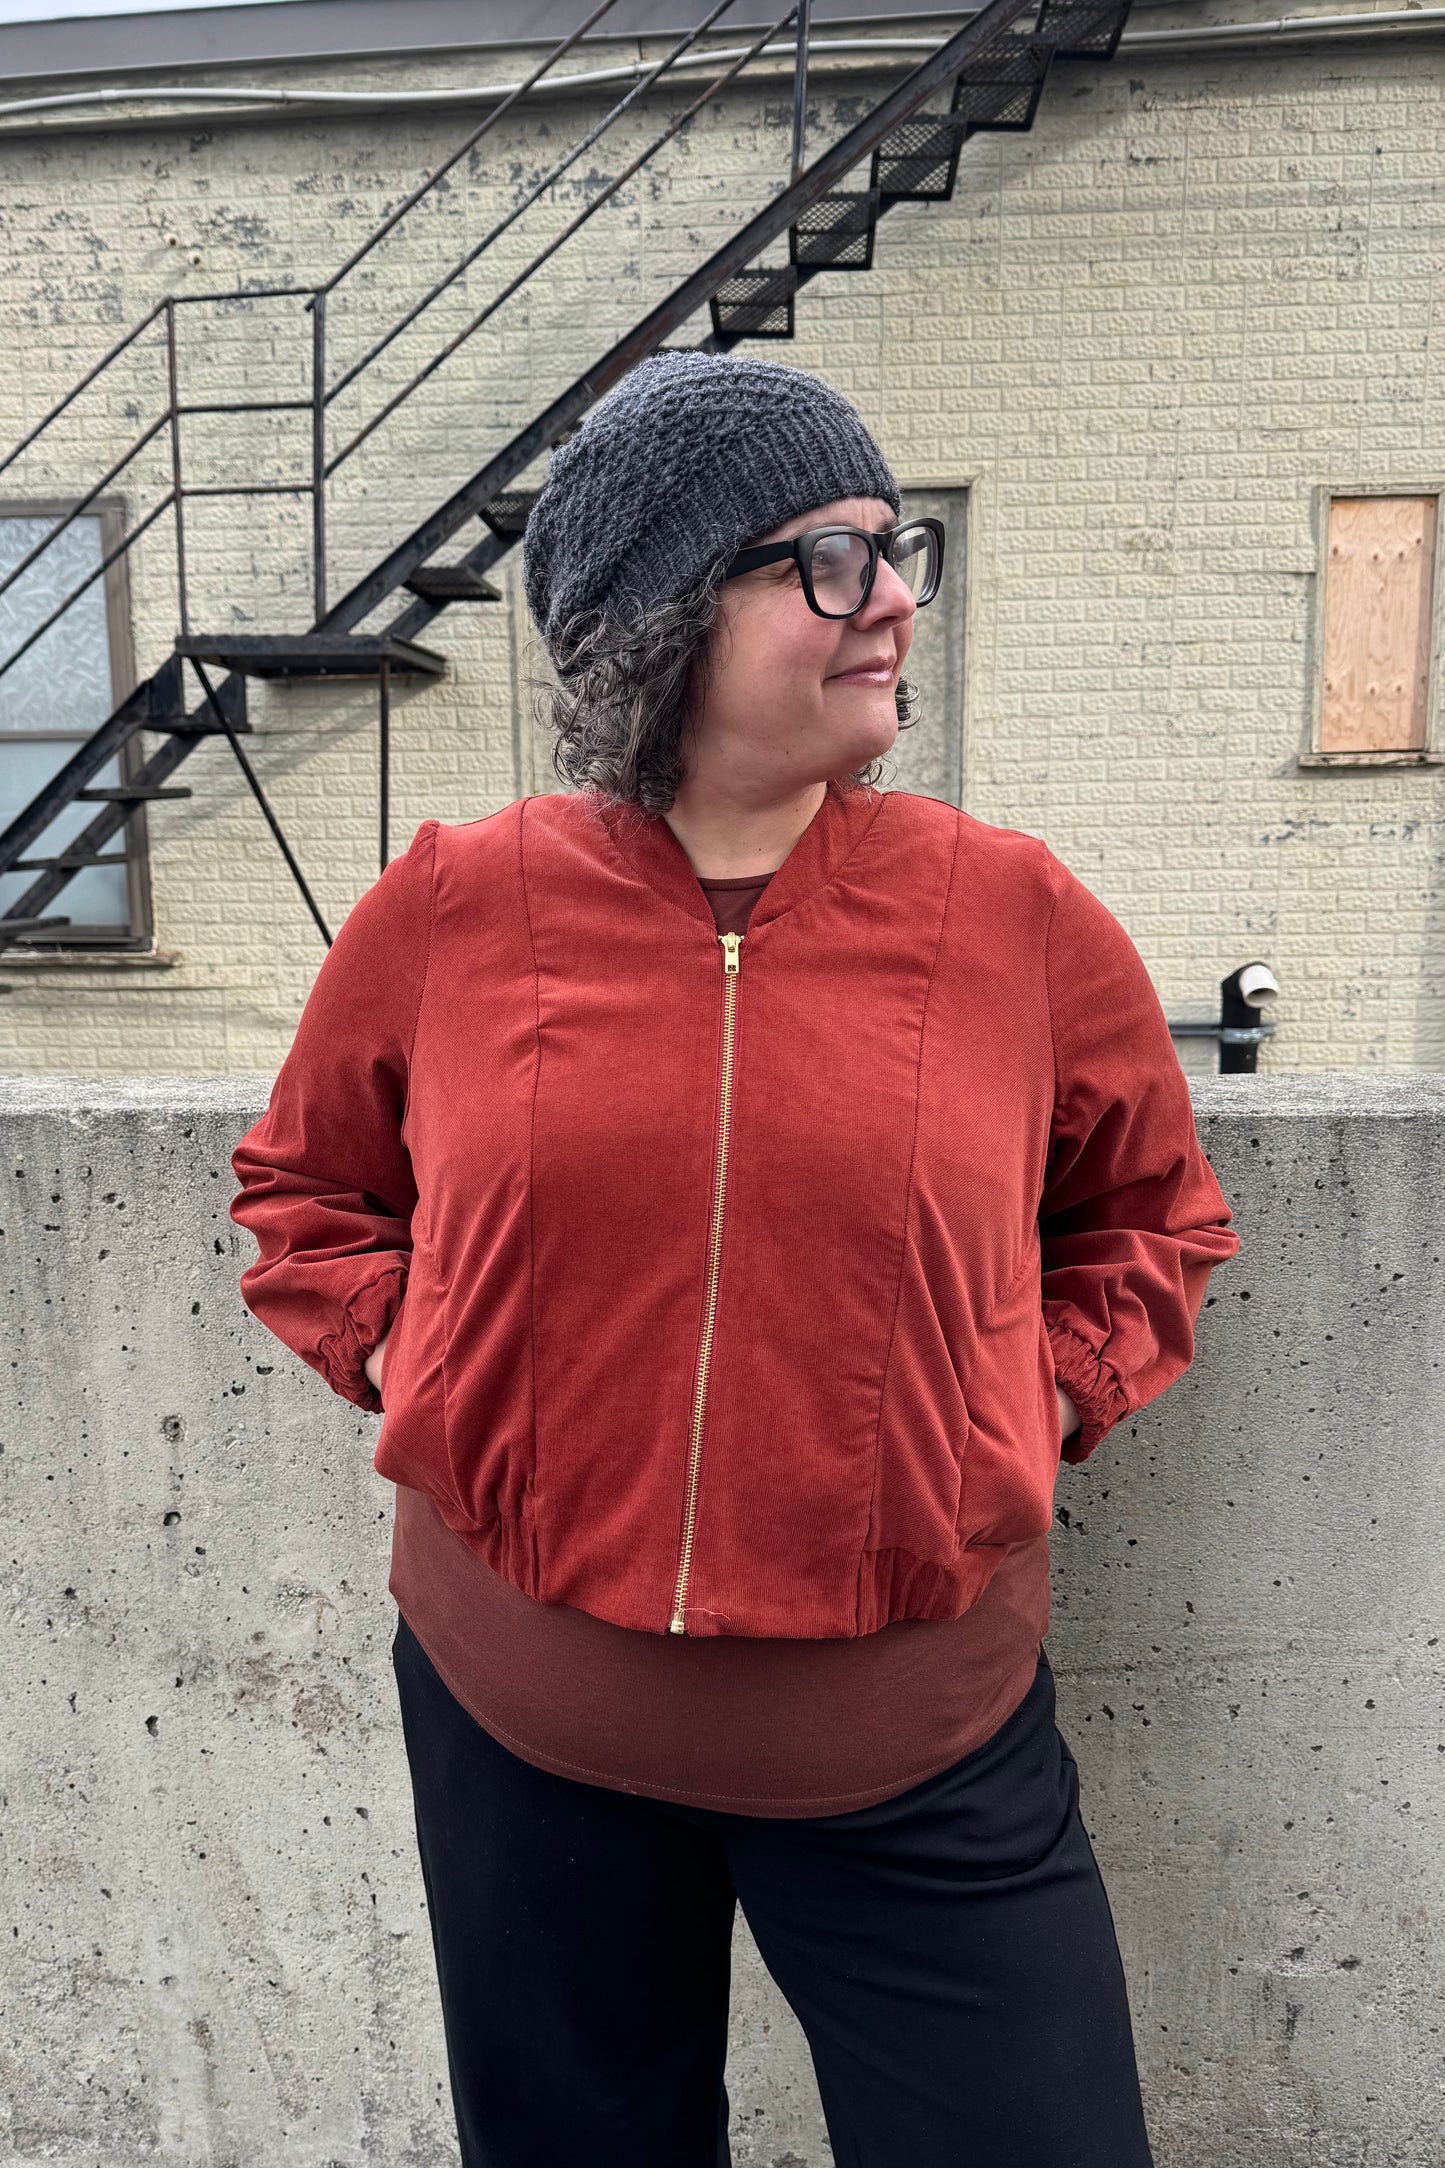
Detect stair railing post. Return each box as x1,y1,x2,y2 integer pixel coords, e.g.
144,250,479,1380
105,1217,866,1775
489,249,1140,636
187,656,335,948
790,0,812,182
311,289,328,622
163,298,190,637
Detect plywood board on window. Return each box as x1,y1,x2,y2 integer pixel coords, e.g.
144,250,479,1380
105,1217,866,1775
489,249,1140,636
1320,494,1437,752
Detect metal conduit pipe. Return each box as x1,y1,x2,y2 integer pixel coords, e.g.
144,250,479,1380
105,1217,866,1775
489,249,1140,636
0,12,1442,128
1120,5,1445,41
0,42,957,121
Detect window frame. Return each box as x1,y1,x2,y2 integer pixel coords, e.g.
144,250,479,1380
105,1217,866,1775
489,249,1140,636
1301,482,1445,771
0,491,156,952
894,482,970,810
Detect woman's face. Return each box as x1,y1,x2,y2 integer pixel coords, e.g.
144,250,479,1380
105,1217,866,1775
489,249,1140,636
684,495,917,800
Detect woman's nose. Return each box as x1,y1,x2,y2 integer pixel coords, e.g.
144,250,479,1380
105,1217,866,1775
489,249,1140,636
861,557,919,627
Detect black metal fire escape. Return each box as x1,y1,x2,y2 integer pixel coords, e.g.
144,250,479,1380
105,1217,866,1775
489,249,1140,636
0,0,1130,951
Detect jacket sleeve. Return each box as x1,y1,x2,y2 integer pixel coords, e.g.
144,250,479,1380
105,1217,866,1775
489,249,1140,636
1038,848,1241,1464
229,818,439,1414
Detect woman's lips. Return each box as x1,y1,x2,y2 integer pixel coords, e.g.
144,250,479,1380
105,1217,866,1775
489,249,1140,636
827,657,896,685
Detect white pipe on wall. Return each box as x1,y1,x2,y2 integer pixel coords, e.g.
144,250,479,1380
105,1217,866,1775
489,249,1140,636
0,13,1441,128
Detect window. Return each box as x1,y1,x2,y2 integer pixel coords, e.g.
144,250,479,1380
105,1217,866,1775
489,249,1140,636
1311,492,1440,764
0,498,151,949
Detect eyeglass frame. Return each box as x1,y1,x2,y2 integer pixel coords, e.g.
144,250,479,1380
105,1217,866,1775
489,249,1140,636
721,516,945,619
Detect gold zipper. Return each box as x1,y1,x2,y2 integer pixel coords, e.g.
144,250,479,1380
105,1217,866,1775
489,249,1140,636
669,928,742,1634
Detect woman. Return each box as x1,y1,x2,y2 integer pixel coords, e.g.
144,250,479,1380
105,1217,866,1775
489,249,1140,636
230,350,1241,2168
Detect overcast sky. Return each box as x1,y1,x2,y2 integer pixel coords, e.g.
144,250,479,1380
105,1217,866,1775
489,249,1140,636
0,1,295,21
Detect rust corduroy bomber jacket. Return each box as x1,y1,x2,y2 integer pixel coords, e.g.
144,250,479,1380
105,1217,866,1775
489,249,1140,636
229,780,1240,1640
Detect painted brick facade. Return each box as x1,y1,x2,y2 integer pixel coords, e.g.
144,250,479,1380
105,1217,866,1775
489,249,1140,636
0,31,1442,1072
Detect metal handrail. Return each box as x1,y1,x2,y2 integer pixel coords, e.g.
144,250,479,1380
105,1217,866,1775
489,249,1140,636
0,281,308,486
322,0,743,410
305,0,814,606
0,0,643,659
324,1,794,477
0,492,175,687
791,0,813,181
0,302,165,485
0,0,946,657
0,289,316,677
165,294,188,630
0,410,171,608
311,0,623,301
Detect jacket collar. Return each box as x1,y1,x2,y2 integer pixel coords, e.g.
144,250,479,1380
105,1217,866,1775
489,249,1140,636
591,778,888,932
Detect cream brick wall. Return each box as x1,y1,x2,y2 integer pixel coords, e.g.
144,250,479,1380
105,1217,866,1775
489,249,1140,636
0,29,1442,1072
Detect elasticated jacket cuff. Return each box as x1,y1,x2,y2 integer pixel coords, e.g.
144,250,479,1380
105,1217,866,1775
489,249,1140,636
1046,1317,1131,1464
315,1264,408,1414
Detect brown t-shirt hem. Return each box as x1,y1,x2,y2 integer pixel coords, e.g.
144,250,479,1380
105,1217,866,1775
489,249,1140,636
389,1482,1051,1818
398,1574,1044,1816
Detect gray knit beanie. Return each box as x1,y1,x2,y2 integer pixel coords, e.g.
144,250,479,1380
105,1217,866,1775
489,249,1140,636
522,350,900,658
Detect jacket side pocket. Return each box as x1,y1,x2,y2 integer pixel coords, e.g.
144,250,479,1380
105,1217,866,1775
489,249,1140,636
371,1228,464,1524
867,1233,968,1566
956,1250,1061,1550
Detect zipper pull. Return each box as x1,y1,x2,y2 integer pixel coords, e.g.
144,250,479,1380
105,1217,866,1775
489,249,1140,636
719,932,741,975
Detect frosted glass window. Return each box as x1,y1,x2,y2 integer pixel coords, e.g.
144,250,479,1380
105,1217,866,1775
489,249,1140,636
0,513,130,933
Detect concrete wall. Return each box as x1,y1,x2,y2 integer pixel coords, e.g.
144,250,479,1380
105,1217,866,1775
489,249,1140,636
2,1070,1442,2166
1,20,1445,1069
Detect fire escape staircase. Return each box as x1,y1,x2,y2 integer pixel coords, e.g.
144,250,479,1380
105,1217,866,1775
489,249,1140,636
0,0,1130,951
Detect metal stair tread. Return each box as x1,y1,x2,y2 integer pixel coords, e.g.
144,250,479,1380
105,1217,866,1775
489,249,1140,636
174,632,447,679
11,850,129,870
74,784,193,801
790,189,879,271
1036,0,1131,57
710,265,800,341
479,492,539,537
403,566,503,602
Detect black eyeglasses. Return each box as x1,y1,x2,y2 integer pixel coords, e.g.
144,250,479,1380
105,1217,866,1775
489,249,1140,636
723,517,945,619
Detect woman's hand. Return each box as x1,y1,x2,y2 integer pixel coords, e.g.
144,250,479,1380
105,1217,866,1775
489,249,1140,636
365,1325,393,1399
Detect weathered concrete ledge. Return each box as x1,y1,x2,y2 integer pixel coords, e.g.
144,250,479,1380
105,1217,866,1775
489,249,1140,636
2,1072,1442,2166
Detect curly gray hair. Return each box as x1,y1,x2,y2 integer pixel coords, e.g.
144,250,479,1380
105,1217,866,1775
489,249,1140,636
530,557,920,814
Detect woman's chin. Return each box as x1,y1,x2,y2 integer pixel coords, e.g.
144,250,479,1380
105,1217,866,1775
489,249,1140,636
832,700,901,766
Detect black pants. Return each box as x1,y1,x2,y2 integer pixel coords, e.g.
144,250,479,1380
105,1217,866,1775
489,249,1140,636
391,1613,1155,2168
